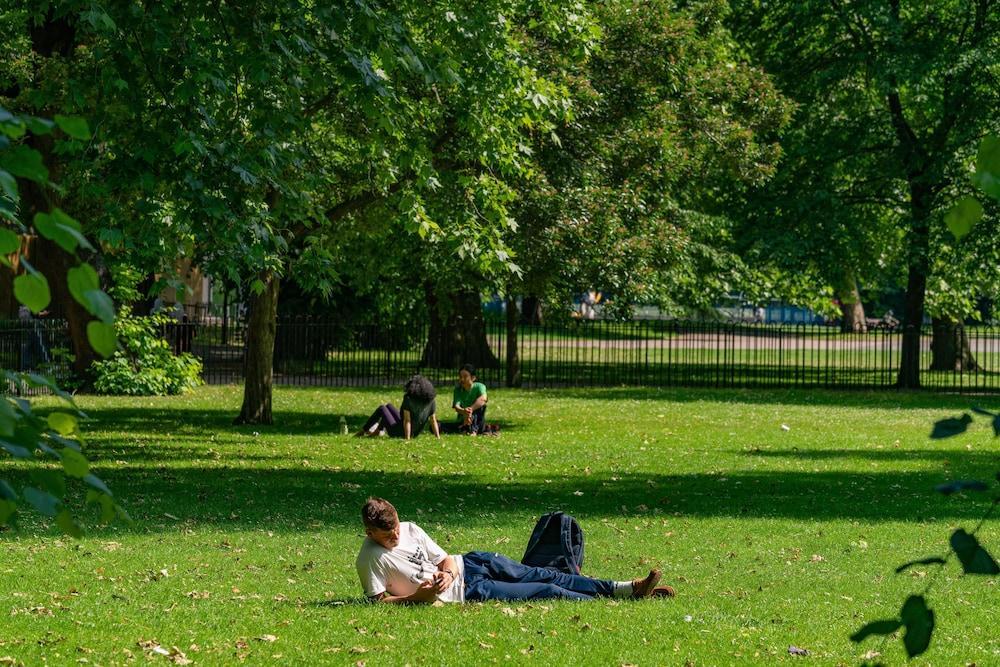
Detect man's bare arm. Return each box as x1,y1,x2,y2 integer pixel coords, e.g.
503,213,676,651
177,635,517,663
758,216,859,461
369,581,438,604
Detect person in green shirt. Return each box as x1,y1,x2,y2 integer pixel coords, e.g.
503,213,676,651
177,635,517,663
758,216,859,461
442,363,490,435
357,375,441,440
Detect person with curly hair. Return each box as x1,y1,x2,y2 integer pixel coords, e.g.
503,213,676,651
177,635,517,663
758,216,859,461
357,374,440,440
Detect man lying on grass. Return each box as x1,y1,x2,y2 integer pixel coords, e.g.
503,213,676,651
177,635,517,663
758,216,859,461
356,497,675,603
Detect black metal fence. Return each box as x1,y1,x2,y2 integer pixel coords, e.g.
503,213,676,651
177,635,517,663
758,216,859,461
5,317,1000,393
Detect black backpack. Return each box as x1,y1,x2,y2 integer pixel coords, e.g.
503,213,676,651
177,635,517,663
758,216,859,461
521,511,585,574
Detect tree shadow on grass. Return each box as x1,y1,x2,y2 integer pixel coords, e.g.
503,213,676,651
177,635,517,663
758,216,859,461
78,407,523,443
5,458,989,539
539,386,1000,411
744,448,999,466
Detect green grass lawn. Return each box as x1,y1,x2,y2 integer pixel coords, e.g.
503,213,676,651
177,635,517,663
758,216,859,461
2,386,998,665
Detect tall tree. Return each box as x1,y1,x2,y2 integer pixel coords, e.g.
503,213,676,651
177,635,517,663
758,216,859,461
730,0,1000,387
3,1,596,421
508,0,791,320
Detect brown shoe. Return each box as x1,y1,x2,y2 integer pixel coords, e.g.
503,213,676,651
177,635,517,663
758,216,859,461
631,569,662,598
651,585,676,598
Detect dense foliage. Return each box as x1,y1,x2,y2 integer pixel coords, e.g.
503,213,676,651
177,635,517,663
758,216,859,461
92,314,203,396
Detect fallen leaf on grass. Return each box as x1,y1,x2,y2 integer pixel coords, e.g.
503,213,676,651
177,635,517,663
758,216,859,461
349,646,368,654
788,645,810,656
501,607,517,617
166,647,192,665
810,554,825,563
479,642,493,649
256,635,277,643
186,591,210,600
861,650,881,660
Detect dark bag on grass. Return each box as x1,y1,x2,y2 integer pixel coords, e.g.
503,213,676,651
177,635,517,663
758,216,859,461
521,511,584,574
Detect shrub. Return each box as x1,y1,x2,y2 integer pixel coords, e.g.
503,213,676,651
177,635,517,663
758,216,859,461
92,315,203,395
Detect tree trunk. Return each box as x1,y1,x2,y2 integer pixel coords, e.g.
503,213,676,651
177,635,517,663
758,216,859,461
235,270,280,425
33,237,98,378
15,16,97,381
835,272,867,333
930,318,979,371
505,293,521,387
421,287,499,369
519,295,544,325
897,191,931,389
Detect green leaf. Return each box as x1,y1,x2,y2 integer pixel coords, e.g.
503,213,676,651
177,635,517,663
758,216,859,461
975,134,1000,179
26,373,78,407
87,491,115,523
83,473,112,497
0,479,17,500
0,120,25,139
0,227,19,255
115,503,133,525
50,433,82,452
54,115,91,141
30,469,65,498
101,496,115,523
0,170,17,200
83,289,116,323
68,264,100,306
0,399,16,437
950,529,1000,575
0,144,48,182
895,556,946,573
900,595,934,658
943,196,983,241
34,209,89,252
13,271,51,313
55,509,83,537
0,499,15,524
850,618,902,643
22,486,60,516
87,320,117,357
60,448,89,478
0,438,32,458
23,116,54,135
47,412,78,435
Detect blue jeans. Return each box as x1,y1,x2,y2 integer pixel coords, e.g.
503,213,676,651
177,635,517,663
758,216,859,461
462,551,614,601
441,406,487,434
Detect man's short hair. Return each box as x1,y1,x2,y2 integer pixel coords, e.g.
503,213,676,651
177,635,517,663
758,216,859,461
361,497,398,530
459,363,477,377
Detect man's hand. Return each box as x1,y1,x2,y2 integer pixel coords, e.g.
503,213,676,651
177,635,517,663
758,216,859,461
432,571,454,593
409,581,438,603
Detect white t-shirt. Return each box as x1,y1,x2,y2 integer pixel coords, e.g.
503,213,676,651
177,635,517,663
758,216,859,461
355,522,465,603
